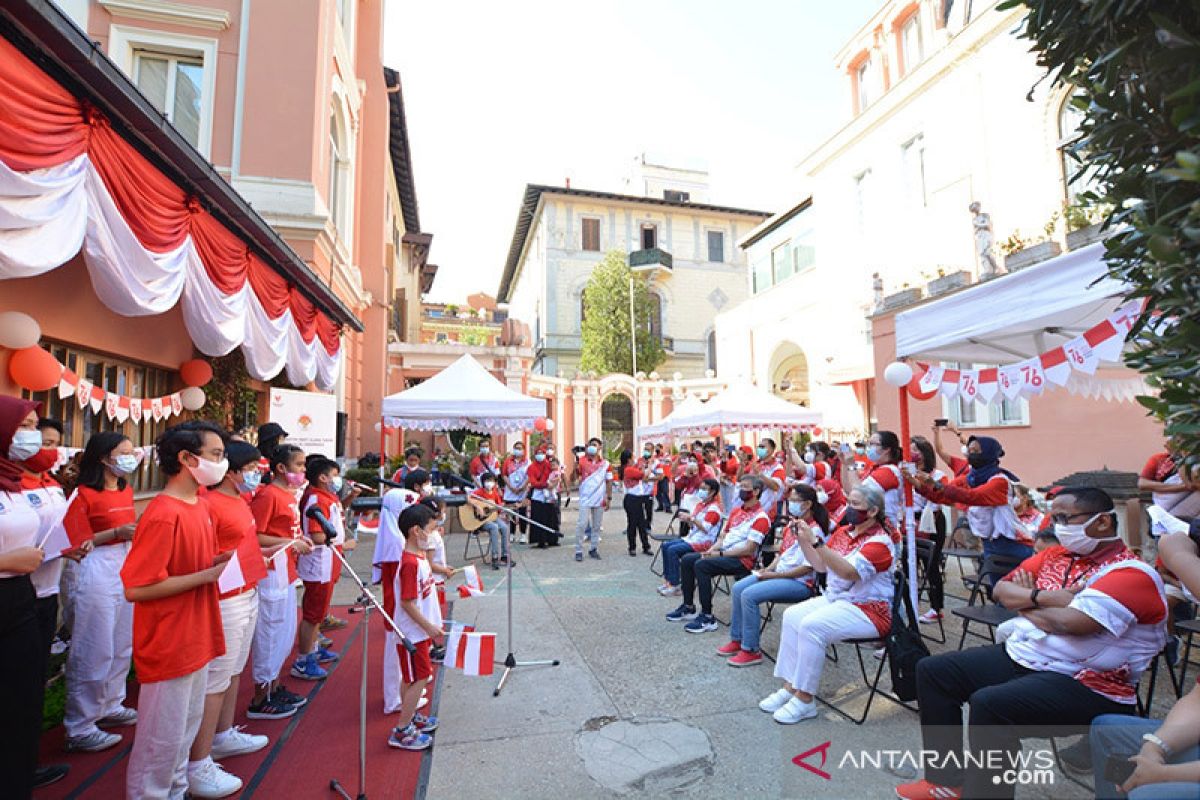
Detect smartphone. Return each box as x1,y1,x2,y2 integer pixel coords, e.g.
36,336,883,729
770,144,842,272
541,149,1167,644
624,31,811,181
1104,755,1137,786
933,418,949,427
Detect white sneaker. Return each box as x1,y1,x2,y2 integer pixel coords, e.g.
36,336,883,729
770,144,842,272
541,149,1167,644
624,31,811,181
759,688,793,713
97,706,138,727
518,534,528,544
211,726,269,760
187,758,243,799
773,696,818,724
418,695,428,709
918,609,943,624
64,730,122,752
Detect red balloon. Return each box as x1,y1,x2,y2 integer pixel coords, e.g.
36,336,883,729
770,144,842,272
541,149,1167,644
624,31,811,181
907,365,939,401
179,358,213,387
8,346,61,391
812,427,823,437
707,426,721,437
534,417,548,432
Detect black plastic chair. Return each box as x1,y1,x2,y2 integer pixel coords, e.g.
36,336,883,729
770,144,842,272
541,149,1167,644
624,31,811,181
951,553,1023,649
648,509,683,577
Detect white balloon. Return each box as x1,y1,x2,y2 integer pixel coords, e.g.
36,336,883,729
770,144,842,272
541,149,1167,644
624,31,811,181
0,311,42,350
883,361,914,388
545,418,556,431
179,386,206,410
374,421,383,432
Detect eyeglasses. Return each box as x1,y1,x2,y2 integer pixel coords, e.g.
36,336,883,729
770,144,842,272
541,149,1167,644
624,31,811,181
1049,511,1100,526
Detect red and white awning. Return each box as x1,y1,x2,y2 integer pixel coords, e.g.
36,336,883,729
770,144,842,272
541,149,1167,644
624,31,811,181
0,36,342,390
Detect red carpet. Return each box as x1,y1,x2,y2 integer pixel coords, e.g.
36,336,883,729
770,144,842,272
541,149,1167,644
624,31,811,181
36,605,439,799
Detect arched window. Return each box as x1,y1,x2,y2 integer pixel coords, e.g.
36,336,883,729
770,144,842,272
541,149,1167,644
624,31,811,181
580,291,587,324
706,330,717,372
648,292,663,342
1058,93,1096,205
328,104,352,242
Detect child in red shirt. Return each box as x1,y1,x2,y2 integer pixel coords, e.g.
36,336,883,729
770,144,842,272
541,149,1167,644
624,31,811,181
120,422,230,800
292,457,344,681
382,503,444,751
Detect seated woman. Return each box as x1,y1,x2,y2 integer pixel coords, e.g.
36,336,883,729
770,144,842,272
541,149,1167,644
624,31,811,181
718,483,832,667
656,478,723,596
759,483,896,724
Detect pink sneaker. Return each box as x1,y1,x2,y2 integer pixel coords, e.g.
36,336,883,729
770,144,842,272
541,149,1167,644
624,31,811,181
728,650,763,667
716,640,741,657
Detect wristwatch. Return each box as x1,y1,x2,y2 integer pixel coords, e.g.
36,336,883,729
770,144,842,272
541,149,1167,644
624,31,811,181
1142,732,1173,758
718,548,725,557
1029,588,1041,608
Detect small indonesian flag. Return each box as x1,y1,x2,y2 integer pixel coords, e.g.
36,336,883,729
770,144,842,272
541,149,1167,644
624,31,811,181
218,531,271,594
115,396,130,423
976,368,999,404
444,621,476,669
1040,347,1072,386
460,632,496,676
89,386,105,414
58,368,79,400
105,393,119,420
457,564,485,598
939,368,961,399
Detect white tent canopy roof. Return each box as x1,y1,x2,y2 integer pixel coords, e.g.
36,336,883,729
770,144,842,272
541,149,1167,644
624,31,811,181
669,383,822,434
636,393,707,440
380,354,544,433
894,243,1127,364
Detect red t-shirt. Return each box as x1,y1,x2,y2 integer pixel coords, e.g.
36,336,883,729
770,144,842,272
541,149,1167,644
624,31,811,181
206,490,260,600
120,495,224,683
1140,452,1176,483
63,485,137,548
250,483,300,583
622,465,646,488
470,486,504,506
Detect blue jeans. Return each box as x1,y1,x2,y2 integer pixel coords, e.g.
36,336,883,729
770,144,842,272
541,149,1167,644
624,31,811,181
1090,714,1200,800
661,539,695,586
983,536,1033,561
729,575,813,652
481,520,509,560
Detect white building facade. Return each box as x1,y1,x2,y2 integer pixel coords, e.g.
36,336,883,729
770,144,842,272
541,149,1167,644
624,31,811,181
715,0,1087,435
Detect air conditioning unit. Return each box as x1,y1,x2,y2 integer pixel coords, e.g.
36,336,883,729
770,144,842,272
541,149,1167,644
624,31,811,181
662,336,675,353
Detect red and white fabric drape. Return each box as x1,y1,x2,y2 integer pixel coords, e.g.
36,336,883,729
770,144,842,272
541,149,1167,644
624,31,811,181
0,36,342,390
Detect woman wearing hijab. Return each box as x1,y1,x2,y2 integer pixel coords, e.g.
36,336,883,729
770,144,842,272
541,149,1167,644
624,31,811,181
817,478,846,525
0,396,52,797
374,476,422,715
906,435,1032,560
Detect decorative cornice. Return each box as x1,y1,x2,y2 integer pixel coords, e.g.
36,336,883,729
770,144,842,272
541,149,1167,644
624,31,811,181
98,0,231,31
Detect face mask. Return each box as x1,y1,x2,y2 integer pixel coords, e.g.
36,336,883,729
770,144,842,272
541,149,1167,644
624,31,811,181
865,445,882,462
284,471,306,488
697,489,709,500
787,500,806,517
817,489,829,505
547,449,555,457
238,470,262,493
803,451,816,464
188,455,229,487
421,484,434,496
586,446,597,456
7,430,42,461
514,449,524,458
330,476,344,493
1055,513,1117,555
756,447,768,459
22,448,59,474
480,447,490,455
484,481,496,490
437,516,447,527
967,453,990,469
642,451,652,459
534,453,546,462
111,454,140,475
961,444,969,456
843,506,868,526
855,447,866,455
738,489,754,502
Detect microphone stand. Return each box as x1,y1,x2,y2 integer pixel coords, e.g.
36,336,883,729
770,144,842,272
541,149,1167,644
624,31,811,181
443,473,560,697
309,512,415,800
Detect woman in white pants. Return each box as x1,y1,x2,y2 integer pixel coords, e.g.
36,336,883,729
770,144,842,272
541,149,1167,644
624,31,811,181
61,432,140,753
759,484,897,724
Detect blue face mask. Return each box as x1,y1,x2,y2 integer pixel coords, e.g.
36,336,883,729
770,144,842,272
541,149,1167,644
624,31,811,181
534,453,546,462
787,500,806,517
866,445,882,462
756,446,768,459
330,475,344,493
238,470,262,492
586,445,597,456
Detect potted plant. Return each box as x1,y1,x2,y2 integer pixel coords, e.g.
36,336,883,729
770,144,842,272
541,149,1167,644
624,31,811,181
926,266,971,296
1064,201,1107,249
1001,229,1062,271
882,282,923,310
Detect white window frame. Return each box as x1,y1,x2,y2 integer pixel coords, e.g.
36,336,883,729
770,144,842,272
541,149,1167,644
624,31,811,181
328,88,356,252
899,12,923,74
706,229,725,263
856,58,872,111
640,222,658,250
901,134,927,207
108,25,218,157
940,362,1031,429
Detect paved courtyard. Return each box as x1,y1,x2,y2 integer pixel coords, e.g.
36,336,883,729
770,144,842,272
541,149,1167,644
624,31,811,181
340,501,1137,799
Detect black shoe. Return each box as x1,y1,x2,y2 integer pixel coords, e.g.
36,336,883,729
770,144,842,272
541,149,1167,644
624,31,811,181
642,548,653,555
492,561,500,570
34,765,69,789
537,543,548,549
589,549,601,560
629,549,637,557
549,539,561,547
271,684,308,708
575,553,583,562
1057,738,1092,774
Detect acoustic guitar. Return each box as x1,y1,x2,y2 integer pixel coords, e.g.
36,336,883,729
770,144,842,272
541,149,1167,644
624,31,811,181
458,502,500,532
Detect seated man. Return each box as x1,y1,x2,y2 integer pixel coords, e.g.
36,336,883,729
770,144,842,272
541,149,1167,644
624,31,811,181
656,478,723,596
468,472,512,570
1088,522,1200,800
665,476,770,632
896,487,1168,800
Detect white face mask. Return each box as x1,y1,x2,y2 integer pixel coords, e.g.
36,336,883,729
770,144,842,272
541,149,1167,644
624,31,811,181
803,451,816,464
1055,513,1118,555
111,454,140,475
480,447,490,455
816,489,829,505
484,481,496,490
421,484,434,496
7,429,42,461
330,475,344,493
787,500,806,517
960,444,969,456
187,455,229,487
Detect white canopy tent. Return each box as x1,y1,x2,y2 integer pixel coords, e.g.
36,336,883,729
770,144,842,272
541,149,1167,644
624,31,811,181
894,243,1147,402
668,383,823,436
635,394,707,441
380,354,545,434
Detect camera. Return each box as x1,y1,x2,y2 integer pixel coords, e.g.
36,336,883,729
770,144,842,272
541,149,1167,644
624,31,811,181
571,445,586,455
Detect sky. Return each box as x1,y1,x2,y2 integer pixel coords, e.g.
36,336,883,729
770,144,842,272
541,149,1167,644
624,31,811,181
383,0,883,303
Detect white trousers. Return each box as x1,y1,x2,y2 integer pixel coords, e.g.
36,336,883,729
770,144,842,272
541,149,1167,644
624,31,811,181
64,543,133,738
251,579,297,685
126,666,208,800
382,629,402,714
773,595,879,695
575,506,604,554
207,589,259,694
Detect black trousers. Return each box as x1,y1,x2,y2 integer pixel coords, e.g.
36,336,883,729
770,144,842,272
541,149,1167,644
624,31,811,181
529,499,558,546
656,478,671,512
1,576,44,800
917,644,1132,797
679,553,749,614
916,509,947,611
642,494,654,529
624,493,650,551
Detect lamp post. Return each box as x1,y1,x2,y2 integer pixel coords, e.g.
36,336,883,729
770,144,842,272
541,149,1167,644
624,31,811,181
883,360,917,609
629,274,638,377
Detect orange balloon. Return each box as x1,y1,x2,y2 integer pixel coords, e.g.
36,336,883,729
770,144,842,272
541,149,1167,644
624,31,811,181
179,359,213,387
533,417,548,432
8,346,61,391
707,426,722,437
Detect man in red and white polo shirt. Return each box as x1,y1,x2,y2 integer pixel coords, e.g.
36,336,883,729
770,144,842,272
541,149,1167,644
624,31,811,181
897,487,1168,800
746,438,785,518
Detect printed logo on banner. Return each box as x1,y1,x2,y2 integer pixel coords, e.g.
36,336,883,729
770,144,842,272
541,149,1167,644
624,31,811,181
1018,359,1045,395
105,394,119,420
919,366,944,394
1040,347,1072,386
958,370,979,403
76,379,93,410
1063,336,1099,375
998,366,1023,399
150,397,164,422
130,398,143,423
170,393,183,416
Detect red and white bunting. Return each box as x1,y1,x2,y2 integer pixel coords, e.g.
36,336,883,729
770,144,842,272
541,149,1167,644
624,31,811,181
958,370,979,403
89,386,104,414
1017,358,1045,395
977,368,999,404
130,397,143,423
1063,336,1099,375
104,393,119,420
998,365,1024,400
76,379,93,410
58,368,79,400
169,392,183,417
150,397,164,422
1040,347,1072,386
918,365,944,394
115,395,130,423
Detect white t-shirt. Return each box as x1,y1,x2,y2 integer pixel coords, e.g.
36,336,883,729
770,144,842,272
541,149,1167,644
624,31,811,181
424,530,447,585
0,490,39,579
393,553,442,644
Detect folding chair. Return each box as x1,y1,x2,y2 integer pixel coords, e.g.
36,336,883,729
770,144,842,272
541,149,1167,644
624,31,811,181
913,538,946,645
951,553,1023,649
648,509,682,578
1177,617,1200,691
462,526,488,562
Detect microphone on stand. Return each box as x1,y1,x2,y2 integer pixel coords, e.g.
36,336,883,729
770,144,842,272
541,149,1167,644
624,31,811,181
378,477,405,490
304,506,341,545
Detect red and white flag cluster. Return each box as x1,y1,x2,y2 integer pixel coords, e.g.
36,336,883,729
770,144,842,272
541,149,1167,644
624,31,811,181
444,622,495,676
457,564,485,599
914,300,1141,402
57,365,184,423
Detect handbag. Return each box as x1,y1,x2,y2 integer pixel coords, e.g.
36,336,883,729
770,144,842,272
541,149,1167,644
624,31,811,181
884,569,929,702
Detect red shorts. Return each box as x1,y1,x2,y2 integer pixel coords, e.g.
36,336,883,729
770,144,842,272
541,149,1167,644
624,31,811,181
301,580,334,624
397,639,432,684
